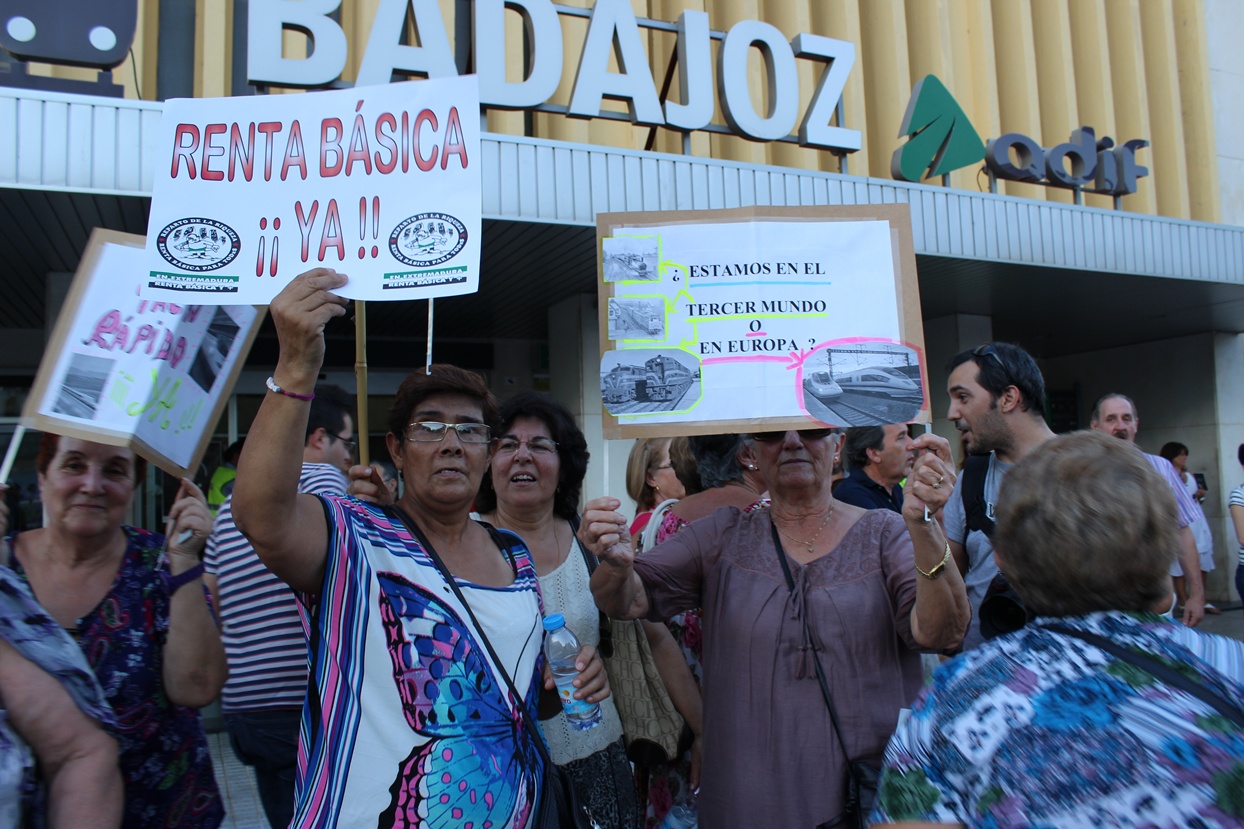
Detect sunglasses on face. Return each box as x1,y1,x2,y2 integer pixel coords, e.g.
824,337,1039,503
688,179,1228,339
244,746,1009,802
750,428,836,443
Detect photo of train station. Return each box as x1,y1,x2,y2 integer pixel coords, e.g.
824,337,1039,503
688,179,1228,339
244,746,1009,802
1,1,1242,598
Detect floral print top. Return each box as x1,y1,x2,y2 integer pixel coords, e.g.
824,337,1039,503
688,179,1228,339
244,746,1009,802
873,611,1244,828
9,527,223,828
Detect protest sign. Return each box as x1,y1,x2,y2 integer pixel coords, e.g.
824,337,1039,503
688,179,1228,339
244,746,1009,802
143,76,481,305
597,205,926,438
25,230,264,478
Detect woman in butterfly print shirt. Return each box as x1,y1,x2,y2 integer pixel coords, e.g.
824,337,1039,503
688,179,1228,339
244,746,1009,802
233,269,609,829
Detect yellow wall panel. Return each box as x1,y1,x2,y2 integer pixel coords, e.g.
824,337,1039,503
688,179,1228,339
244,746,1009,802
858,0,910,182
810,0,866,175
1105,0,1158,215
906,0,979,189
1030,0,1077,205
1172,0,1221,222
1067,0,1118,210
1141,0,1192,218
990,0,1045,201
947,0,1000,193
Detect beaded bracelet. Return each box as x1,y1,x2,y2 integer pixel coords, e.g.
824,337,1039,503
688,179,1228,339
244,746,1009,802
266,376,315,401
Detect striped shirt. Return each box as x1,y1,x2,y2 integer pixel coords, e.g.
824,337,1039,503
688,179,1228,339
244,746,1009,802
1231,485,1244,566
204,463,347,712
1144,452,1200,528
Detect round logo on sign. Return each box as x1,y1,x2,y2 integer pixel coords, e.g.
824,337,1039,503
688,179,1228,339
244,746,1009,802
156,218,241,272
389,213,468,267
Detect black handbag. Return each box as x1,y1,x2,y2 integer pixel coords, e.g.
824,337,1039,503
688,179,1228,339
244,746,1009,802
388,507,600,829
771,523,879,829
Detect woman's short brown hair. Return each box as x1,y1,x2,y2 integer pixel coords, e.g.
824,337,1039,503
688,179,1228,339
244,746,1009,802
386,364,499,441
993,430,1177,617
35,432,147,485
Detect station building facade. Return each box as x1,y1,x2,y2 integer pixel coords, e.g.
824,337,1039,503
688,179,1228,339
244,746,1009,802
2,0,1243,601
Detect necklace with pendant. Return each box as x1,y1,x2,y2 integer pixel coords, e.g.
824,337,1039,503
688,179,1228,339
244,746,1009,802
776,502,835,554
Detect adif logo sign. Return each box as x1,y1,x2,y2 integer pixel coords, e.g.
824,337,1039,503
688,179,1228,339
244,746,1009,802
892,75,1148,199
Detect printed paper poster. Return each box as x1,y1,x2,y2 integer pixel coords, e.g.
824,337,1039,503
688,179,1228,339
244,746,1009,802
597,205,928,438
25,230,263,478
143,76,481,304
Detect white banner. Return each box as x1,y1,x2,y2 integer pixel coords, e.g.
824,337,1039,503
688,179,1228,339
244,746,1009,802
26,231,263,478
143,76,482,304
597,206,928,437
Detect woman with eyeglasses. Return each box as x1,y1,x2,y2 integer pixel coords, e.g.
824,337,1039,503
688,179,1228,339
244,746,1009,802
473,392,644,829
625,438,686,548
580,426,971,829
232,270,609,829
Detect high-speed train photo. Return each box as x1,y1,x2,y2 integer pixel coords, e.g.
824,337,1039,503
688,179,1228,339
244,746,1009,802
835,366,921,397
801,370,844,401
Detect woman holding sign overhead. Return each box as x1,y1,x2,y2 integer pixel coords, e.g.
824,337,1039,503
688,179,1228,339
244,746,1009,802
580,426,970,829
232,268,609,829
3,433,226,827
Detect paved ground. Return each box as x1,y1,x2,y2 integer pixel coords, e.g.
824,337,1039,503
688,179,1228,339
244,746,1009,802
204,602,1243,829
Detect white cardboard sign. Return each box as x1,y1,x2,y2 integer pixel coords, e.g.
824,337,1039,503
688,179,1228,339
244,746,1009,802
26,230,264,478
143,76,482,304
597,205,928,438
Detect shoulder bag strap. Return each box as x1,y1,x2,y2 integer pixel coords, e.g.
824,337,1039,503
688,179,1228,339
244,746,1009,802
387,506,561,772
1045,623,1244,728
770,521,861,788
960,453,994,538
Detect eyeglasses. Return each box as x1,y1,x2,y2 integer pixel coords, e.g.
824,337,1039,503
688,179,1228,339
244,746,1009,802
327,433,357,452
750,428,835,443
495,435,559,456
973,344,1010,379
405,421,492,443
653,463,673,470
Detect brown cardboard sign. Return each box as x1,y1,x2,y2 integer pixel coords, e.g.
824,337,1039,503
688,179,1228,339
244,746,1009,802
596,205,926,438
24,229,265,478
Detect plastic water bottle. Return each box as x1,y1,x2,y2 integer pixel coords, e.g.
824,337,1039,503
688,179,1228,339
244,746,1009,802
542,614,602,730
659,801,697,828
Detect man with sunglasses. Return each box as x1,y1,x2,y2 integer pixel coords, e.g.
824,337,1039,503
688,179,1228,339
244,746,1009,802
943,343,1056,651
203,383,354,829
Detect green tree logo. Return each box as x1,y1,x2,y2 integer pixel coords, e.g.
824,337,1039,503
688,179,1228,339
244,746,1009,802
891,75,985,181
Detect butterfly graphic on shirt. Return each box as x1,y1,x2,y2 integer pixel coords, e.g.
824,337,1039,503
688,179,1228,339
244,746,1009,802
375,572,541,829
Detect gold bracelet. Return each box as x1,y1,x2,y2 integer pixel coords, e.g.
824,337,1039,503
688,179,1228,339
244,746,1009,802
916,542,952,580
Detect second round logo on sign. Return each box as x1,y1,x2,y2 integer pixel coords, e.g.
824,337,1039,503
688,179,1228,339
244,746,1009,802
388,213,467,267
156,218,242,272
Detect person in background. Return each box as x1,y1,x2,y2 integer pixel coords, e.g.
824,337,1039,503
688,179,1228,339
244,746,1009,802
1158,441,1219,615
375,460,401,501
1229,443,1244,611
643,433,766,827
667,436,702,497
582,425,969,828
835,424,915,513
1090,394,1205,625
0,564,122,829
203,384,354,829
207,438,245,515
872,431,1244,827
625,438,685,546
5,434,225,827
232,269,608,828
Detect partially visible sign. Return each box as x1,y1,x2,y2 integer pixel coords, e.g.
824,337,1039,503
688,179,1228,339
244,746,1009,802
25,230,263,479
596,205,928,439
143,75,481,304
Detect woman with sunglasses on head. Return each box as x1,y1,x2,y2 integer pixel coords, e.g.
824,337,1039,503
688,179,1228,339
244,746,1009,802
581,425,970,829
232,270,608,829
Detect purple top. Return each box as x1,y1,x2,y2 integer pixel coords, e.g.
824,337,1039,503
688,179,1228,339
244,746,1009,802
11,527,223,828
633,506,925,828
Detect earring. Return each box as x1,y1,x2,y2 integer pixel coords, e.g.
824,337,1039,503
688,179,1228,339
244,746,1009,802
747,463,757,470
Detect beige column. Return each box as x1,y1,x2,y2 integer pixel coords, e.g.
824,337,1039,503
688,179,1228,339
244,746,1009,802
1171,0,1221,223
858,0,910,181
1140,0,1192,218
759,0,821,171
1067,0,1118,209
1104,0,1158,215
811,0,867,175
709,0,767,164
906,0,979,190
1030,0,1078,205
990,0,1045,200
947,0,1001,192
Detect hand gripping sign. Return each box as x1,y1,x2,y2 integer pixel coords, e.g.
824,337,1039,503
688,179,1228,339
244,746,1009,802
143,75,482,305
25,230,263,478
597,205,929,438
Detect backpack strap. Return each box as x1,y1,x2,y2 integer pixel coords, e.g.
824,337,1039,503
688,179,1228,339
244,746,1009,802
961,454,995,538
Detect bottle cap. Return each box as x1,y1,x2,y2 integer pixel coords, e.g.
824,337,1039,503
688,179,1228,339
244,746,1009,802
542,613,566,631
